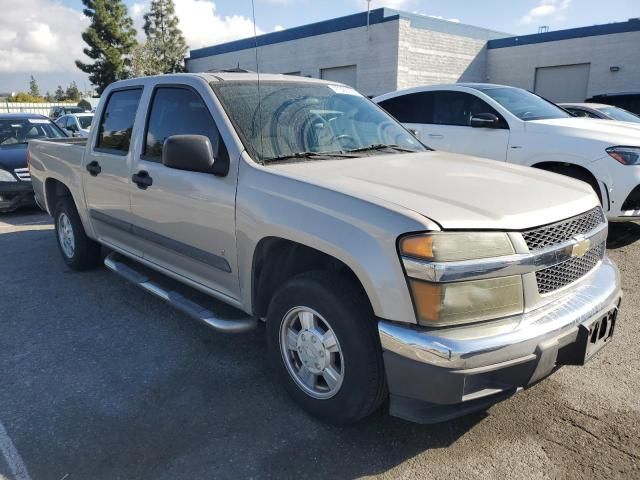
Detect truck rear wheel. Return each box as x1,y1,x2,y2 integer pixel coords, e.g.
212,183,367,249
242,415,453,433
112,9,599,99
266,271,387,424
54,197,101,270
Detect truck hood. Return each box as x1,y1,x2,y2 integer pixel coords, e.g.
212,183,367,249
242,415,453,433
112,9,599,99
0,144,28,171
527,117,640,145
268,151,598,230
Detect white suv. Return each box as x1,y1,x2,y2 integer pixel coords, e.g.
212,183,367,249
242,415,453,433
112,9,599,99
374,84,640,221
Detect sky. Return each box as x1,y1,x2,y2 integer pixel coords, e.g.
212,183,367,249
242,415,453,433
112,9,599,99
0,0,638,94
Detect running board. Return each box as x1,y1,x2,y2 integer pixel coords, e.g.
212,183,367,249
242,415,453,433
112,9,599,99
104,252,257,333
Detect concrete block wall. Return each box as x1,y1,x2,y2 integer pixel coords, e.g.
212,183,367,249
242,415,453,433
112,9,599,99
187,21,401,98
487,31,640,98
396,19,489,89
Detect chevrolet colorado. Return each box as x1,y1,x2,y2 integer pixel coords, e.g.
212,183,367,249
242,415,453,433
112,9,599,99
28,73,622,424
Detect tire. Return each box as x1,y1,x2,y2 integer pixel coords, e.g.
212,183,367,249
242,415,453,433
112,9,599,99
543,165,602,204
266,271,387,424
53,196,101,270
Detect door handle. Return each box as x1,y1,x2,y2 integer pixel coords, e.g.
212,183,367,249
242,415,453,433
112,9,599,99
132,170,153,190
428,134,444,139
86,160,102,176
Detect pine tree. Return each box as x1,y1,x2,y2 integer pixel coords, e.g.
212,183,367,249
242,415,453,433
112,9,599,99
66,81,81,102
143,0,188,74
44,91,52,102
54,86,66,102
76,0,137,94
29,75,40,97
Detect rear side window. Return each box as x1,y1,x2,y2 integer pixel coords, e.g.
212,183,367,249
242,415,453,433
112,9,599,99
96,88,143,154
378,92,433,123
144,87,228,167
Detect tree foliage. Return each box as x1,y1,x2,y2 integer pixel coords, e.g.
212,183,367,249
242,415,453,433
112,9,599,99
29,76,40,97
54,85,66,101
66,81,81,102
143,0,188,74
76,0,137,94
7,93,45,103
130,42,156,78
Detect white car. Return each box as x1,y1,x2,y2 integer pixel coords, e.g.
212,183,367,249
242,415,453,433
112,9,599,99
55,112,94,138
560,103,640,124
374,84,640,221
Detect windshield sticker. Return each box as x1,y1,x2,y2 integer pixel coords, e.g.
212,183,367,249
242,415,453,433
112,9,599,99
28,119,50,124
328,85,360,96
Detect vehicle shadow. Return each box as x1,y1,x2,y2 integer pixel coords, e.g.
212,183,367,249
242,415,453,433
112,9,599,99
0,206,49,227
607,221,640,249
0,226,486,480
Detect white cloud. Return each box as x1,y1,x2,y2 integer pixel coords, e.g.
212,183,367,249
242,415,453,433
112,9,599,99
353,0,414,10
521,0,572,24
131,0,264,50
0,0,89,73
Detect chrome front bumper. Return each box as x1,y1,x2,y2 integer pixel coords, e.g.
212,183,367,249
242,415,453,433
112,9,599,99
379,257,622,423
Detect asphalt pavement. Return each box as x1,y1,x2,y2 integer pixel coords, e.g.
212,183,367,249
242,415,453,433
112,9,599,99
1,208,639,480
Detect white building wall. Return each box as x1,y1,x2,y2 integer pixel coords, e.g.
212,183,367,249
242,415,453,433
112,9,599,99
487,31,640,99
397,19,490,89
187,21,401,97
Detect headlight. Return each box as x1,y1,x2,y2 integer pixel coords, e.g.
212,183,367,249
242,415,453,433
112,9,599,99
409,276,524,326
400,232,523,327
0,169,16,182
400,232,514,261
606,146,640,165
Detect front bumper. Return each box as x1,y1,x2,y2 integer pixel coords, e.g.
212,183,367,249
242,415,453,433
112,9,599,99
0,181,34,213
379,257,622,423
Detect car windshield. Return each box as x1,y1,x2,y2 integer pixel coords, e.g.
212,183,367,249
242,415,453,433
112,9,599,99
211,81,426,162
78,115,93,129
0,118,66,146
479,87,570,121
596,106,640,123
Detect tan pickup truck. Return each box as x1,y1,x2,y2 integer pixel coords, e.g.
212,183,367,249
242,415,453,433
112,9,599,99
28,73,622,424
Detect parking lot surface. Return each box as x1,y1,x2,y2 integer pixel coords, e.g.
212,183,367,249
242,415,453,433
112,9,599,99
1,209,639,480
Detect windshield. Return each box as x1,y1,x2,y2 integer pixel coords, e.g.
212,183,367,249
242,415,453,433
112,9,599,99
597,106,640,123
0,118,66,146
479,87,570,121
211,81,426,162
78,115,93,129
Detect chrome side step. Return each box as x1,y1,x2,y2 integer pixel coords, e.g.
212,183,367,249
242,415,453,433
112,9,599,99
104,252,257,333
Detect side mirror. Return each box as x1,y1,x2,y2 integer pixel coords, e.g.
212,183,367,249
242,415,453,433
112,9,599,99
162,134,215,173
470,113,501,128
67,124,77,132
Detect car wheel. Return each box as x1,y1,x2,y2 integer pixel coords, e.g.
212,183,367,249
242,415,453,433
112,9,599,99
54,196,101,270
266,271,387,424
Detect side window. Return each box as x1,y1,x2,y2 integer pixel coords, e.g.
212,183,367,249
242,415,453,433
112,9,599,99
378,92,434,124
144,87,228,171
433,91,507,128
66,117,77,128
96,88,143,154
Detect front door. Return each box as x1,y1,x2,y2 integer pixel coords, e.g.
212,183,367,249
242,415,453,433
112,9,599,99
128,83,240,301
83,87,143,255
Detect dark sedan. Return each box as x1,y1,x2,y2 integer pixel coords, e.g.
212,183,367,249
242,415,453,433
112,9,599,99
0,113,67,213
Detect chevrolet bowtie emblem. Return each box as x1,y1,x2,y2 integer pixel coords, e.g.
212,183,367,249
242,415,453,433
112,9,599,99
571,235,591,258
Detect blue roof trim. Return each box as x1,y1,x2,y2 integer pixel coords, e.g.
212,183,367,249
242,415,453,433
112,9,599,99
189,8,509,60
488,19,640,49
189,8,398,60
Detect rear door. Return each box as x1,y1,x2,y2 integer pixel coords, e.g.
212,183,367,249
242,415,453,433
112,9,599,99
424,90,510,161
376,92,433,143
83,87,143,255
128,81,241,300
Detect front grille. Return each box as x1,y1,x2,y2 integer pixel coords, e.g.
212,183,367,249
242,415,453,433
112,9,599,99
14,168,31,182
536,242,605,294
522,207,605,251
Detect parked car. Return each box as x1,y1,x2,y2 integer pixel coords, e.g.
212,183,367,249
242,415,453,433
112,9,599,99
374,84,640,221
560,103,640,123
0,113,67,213
586,92,640,116
48,106,87,121
55,112,94,137
28,74,621,425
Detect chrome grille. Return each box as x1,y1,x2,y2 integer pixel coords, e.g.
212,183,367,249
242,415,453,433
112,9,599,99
536,242,605,294
14,168,31,182
522,207,605,251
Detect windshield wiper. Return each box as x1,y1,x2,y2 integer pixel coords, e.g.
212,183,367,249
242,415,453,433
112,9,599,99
344,144,418,153
262,151,358,164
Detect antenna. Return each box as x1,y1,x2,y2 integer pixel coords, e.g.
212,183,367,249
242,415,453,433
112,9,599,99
251,0,265,163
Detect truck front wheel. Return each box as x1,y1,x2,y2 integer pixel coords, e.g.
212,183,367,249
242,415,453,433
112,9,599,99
266,271,387,424
54,197,101,270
